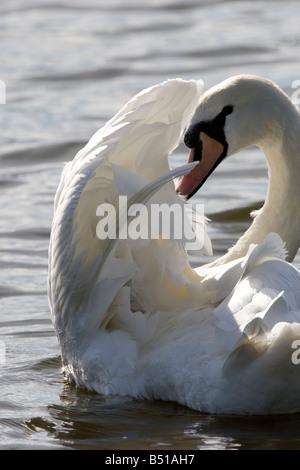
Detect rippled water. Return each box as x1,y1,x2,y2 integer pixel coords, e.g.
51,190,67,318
1,0,300,450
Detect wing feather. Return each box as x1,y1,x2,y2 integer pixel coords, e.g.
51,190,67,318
49,79,204,341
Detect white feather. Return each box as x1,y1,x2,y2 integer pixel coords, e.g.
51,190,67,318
49,76,300,415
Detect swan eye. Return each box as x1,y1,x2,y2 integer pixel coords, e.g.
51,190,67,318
222,105,233,116
184,106,233,149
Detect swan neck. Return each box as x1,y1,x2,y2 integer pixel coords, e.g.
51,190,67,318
212,102,300,266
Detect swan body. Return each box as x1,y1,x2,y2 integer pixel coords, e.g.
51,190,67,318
49,76,300,414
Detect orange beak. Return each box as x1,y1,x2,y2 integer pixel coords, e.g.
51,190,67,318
176,132,225,199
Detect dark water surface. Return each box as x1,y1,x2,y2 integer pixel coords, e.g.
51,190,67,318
1,0,300,450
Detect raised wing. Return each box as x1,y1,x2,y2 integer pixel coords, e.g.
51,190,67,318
48,79,205,341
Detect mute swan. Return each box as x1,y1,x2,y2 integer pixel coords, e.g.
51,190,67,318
49,75,300,415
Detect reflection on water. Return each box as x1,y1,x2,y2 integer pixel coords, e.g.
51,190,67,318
23,383,300,450
1,0,300,450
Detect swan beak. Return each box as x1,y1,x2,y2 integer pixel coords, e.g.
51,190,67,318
176,132,225,199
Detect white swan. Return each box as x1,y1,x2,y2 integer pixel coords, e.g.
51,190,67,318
49,75,300,415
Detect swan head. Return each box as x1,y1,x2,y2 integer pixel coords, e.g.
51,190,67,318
177,74,288,199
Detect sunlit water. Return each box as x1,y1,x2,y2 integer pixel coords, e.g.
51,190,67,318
1,0,300,450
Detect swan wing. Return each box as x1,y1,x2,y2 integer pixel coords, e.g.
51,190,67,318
214,233,300,361
49,79,204,340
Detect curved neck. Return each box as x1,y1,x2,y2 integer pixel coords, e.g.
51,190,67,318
210,101,300,266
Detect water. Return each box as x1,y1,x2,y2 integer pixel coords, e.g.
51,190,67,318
1,0,300,450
